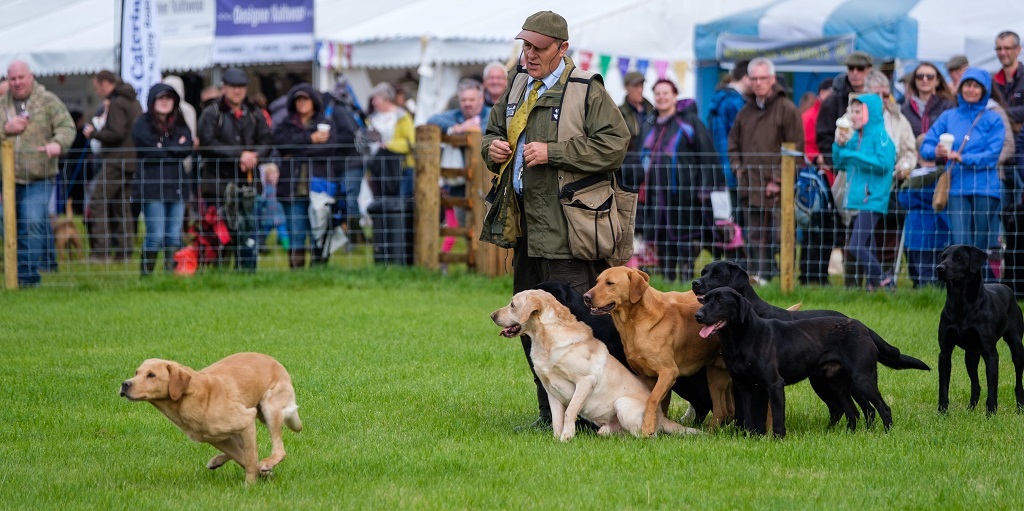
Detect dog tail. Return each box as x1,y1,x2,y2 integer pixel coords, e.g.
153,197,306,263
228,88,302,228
283,404,303,432
872,331,931,371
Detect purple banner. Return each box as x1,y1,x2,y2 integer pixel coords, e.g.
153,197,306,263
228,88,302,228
215,0,313,36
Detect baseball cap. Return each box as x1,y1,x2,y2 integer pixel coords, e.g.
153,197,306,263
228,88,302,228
222,68,248,86
624,71,645,86
516,11,569,49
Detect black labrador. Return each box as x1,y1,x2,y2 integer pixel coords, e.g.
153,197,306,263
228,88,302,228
533,280,714,425
935,244,1024,413
692,260,929,426
694,287,893,437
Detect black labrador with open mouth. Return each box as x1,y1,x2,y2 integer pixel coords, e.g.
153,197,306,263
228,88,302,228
694,287,893,437
533,280,714,425
935,244,1024,414
693,260,929,426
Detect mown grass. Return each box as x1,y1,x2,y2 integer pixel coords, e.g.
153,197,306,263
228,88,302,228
1,269,1023,510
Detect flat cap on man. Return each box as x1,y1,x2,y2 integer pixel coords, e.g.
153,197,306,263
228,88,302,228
844,51,873,67
623,71,645,86
222,68,248,86
945,54,969,71
517,11,569,49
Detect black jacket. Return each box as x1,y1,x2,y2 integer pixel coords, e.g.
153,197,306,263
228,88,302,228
271,83,338,200
900,95,955,138
994,64,1024,125
197,97,273,200
131,83,193,202
94,81,144,171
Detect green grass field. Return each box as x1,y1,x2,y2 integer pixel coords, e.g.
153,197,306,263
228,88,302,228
1,269,1023,510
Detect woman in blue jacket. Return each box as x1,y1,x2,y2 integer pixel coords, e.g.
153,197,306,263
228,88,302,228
920,68,1005,262
833,93,897,291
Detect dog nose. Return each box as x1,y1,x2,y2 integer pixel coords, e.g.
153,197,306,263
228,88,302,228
490,311,497,321
583,293,593,306
695,311,704,322
691,280,700,290
120,380,132,396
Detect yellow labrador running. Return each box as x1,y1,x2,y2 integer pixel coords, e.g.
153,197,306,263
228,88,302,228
120,353,302,483
491,290,701,440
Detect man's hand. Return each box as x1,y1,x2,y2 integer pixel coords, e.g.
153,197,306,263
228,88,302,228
453,116,481,134
5,116,28,136
766,181,781,198
523,142,548,167
38,142,61,158
489,140,511,163
82,123,95,138
239,150,259,172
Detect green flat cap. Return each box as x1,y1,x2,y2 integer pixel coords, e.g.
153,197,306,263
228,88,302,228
517,11,569,48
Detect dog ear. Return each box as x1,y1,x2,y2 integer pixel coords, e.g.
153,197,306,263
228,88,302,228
734,291,750,322
729,263,750,288
519,293,541,322
968,246,988,275
167,363,192,401
629,270,650,303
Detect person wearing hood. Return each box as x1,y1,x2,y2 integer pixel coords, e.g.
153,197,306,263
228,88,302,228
637,78,718,282
271,83,337,269
834,93,897,291
706,60,749,191
921,67,1007,277
728,57,803,285
130,83,193,276
161,75,197,141
83,69,144,262
816,52,873,168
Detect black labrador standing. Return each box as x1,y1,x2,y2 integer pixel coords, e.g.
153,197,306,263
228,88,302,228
935,244,1024,413
533,280,714,425
692,260,929,426
694,287,894,437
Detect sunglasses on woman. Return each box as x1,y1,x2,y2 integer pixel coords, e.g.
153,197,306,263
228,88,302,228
916,73,937,81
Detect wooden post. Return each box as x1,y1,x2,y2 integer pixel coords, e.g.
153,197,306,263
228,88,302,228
2,140,17,290
780,142,797,294
470,136,512,277
413,125,441,270
463,131,484,270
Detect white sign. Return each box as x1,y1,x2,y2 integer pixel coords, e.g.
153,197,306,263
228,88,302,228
121,0,162,111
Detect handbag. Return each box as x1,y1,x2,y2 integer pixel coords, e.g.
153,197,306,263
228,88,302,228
932,111,985,212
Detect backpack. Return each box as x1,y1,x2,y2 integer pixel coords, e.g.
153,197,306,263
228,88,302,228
795,167,833,228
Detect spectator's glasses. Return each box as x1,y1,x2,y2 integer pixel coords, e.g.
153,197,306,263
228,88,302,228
995,45,1020,53
915,73,937,81
847,65,867,72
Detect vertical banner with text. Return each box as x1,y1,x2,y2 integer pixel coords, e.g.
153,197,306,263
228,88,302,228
121,0,162,111
212,0,314,65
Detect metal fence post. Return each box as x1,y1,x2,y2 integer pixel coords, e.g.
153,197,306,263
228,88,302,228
2,140,17,290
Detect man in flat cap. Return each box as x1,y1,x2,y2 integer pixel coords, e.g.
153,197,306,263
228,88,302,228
946,54,969,89
197,67,272,271
618,71,653,153
815,51,873,169
481,10,631,431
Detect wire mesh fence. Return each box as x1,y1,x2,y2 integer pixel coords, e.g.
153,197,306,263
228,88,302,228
3,144,1022,295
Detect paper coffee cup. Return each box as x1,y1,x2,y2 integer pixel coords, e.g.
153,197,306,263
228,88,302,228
939,133,955,151
317,123,331,132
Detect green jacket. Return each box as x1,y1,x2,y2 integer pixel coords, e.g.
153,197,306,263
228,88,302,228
481,56,629,259
0,82,75,184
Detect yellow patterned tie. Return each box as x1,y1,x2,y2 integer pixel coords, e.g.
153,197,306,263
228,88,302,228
498,80,543,176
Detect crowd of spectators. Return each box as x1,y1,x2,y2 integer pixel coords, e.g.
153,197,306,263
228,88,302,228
4,28,1024,293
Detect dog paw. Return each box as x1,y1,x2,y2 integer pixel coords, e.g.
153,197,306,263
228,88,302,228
207,454,230,470
559,429,576,442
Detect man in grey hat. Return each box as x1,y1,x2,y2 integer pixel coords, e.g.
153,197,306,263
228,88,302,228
197,67,273,271
815,50,873,168
481,10,630,431
618,71,653,152
946,54,969,89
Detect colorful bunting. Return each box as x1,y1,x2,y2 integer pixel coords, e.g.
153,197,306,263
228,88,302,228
617,56,631,78
635,59,650,77
654,60,669,79
578,50,593,71
598,54,612,77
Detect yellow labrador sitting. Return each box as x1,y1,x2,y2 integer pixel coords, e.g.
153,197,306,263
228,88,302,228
491,290,701,440
120,353,302,483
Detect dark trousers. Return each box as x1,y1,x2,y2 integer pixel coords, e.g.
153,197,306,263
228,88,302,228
799,210,836,285
512,205,610,420
87,163,134,259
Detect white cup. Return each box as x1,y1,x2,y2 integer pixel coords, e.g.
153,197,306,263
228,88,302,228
316,123,331,133
939,133,955,152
